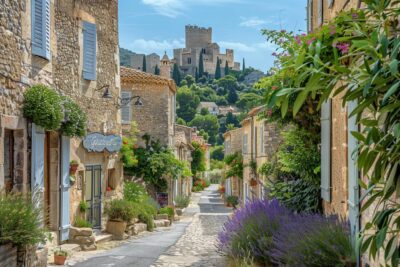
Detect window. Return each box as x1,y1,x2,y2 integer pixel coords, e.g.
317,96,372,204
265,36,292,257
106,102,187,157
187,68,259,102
187,58,192,64
31,0,51,59
83,21,97,80
328,0,334,8
243,134,248,154
107,169,116,191
4,130,14,193
121,91,131,124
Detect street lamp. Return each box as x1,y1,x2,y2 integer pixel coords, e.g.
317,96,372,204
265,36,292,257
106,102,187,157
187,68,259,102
95,85,143,108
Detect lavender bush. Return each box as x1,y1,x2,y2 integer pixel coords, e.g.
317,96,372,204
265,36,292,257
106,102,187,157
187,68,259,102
271,214,356,266
217,199,291,264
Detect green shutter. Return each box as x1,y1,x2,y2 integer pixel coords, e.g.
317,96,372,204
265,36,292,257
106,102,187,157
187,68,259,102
83,21,97,80
321,100,331,202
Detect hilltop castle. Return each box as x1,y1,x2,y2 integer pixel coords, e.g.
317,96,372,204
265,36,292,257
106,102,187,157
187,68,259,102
173,25,241,77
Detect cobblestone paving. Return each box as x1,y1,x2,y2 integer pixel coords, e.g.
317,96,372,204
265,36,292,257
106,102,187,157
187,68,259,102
152,185,232,267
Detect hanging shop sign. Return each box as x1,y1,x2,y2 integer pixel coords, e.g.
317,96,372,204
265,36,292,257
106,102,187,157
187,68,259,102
83,133,122,153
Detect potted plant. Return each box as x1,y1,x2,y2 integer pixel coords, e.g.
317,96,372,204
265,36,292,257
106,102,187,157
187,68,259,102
104,199,135,240
70,160,79,175
54,248,68,265
226,195,239,209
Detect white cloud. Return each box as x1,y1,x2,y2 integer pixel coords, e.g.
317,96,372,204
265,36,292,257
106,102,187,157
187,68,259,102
130,38,185,54
141,0,243,18
239,17,266,28
219,41,275,53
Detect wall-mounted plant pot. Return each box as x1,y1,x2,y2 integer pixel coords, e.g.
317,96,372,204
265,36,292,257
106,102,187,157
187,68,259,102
250,179,258,187
70,163,79,175
54,254,67,265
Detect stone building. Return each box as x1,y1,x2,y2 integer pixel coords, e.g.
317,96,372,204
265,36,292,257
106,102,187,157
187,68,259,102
241,106,281,202
307,1,381,266
0,0,123,249
120,67,177,204
130,52,160,75
223,128,243,199
173,25,241,78
198,101,219,116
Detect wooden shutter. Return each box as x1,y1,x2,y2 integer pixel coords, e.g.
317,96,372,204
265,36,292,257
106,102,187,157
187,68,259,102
243,134,248,154
321,100,331,202
121,91,131,124
60,136,71,242
347,101,359,244
328,0,334,8
31,0,50,59
83,21,97,80
317,0,323,26
31,124,45,191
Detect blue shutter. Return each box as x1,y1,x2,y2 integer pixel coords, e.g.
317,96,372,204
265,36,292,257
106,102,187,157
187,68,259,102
31,124,45,192
31,0,50,60
347,101,359,246
321,100,331,202
120,91,131,124
83,21,97,80
60,136,71,242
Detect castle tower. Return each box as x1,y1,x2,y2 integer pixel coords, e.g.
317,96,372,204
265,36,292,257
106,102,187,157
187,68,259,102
185,25,212,49
160,52,172,78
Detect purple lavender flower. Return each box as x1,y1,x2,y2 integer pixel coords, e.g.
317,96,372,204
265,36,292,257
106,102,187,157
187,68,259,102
329,25,336,35
294,35,302,45
334,42,350,55
306,37,316,45
352,12,358,20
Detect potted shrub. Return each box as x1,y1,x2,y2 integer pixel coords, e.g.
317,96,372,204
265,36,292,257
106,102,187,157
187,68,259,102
54,248,68,265
104,199,135,239
250,178,258,187
70,160,79,175
226,195,239,209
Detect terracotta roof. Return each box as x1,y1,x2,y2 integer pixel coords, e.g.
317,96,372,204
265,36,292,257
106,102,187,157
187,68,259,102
120,67,176,91
247,105,264,116
223,127,242,138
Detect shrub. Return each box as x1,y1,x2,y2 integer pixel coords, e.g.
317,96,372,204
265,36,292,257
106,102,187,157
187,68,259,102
175,195,190,208
141,196,159,216
23,84,63,130
59,96,86,137
159,206,175,219
123,182,147,203
271,214,355,266
269,179,320,213
192,185,203,192
217,199,291,265
138,213,154,232
104,199,135,222
226,195,239,208
79,200,88,213
0,190,48,247
74,218,92,228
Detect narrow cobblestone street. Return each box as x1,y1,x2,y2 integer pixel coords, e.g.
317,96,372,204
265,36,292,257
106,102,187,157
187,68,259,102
72,185,231,267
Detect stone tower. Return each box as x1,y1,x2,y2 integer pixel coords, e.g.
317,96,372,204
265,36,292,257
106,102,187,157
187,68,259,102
160,52,172,78
185,25,212,48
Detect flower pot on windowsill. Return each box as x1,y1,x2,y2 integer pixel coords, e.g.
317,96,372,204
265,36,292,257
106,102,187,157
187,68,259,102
250,178,258,187
70,163,79,175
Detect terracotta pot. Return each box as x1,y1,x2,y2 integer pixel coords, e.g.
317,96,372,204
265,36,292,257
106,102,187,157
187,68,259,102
54,254,67,265
250,178,258,187
106,220,127,240
70,164,79,174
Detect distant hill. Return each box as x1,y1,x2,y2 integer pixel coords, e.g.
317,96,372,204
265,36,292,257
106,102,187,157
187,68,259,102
120,47,134,67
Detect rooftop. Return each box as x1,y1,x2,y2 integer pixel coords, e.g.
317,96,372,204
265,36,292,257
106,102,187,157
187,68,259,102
120,67,176,91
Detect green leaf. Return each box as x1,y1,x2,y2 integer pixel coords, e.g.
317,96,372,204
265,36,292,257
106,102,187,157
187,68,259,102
385,235,398,262
351,131,366,143
376,226,388,249
293,90,308,116
389,59,398,76
281,97,289,118
382,81,400,104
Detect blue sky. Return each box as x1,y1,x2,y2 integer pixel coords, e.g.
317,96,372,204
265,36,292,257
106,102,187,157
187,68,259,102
119,0,306,72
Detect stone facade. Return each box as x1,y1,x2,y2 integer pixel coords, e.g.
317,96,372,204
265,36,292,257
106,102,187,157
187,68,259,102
130,53,160,75
0,0,123,248
173,25,241,78
224,128,243,198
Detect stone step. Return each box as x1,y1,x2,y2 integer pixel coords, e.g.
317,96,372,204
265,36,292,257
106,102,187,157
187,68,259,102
126,223,147,235
154,219,171,228
155,214,169,220
94,233,113,244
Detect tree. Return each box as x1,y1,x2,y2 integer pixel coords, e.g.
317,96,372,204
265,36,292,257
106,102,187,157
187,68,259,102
176,117,186,125
211,145,224,161
236,93,263,111
191,142,206,176
189,114,220,145
172,63,181,86
142,55,147,72
242,58,245,71
200,108,210,115
195,67,199,82
215,57,221,80
217,75,239,92
198,52,204,78
224,61,229,76
176,87,200,122
184,75,195,87
226,112,240,127
227,88,238,104
154,65,160,75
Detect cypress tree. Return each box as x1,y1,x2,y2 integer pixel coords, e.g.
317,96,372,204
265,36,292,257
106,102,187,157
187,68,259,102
154,65,160,75
199,52,204,78
195,67,199,82
242,58,245,71
142,55,147,72
172,63,181,85
224,61,229,76
215,57,221,80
